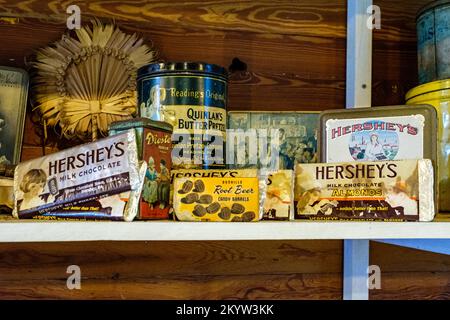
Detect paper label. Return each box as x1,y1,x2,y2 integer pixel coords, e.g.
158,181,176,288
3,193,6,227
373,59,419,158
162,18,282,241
14,131,138,218
140,127,173,219
325,115,425,162
294,161,423,221
173,173,259,222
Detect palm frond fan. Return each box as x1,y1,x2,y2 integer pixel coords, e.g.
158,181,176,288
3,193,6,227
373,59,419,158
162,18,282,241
33,20,157,141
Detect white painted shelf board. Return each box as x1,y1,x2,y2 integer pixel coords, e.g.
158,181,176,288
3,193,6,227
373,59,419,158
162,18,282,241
0,220,449,242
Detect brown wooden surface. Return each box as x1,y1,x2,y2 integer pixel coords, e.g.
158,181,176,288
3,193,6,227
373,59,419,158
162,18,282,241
370,272,450,300
0,241,343,281
1,0,448,300
370,242,450,300
0,241,343,300
0,0,430,115
371,241,450,273
0,0,429,41
0,240,449,300
0,273,343,300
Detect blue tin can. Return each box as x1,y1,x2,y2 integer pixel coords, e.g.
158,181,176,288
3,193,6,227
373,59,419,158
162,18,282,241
137,62,228,169
417,0,450,84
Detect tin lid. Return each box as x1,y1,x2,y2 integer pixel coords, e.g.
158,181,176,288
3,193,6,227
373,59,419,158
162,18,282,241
138,62,228,79
406,78,450,101
109,117,173,133
417,0,450,20
318,104,437,163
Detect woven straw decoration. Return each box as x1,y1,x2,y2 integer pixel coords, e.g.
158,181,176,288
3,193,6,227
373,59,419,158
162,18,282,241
33,20,157,141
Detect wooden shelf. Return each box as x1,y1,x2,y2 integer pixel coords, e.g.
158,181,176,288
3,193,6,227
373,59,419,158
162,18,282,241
0,215,449,242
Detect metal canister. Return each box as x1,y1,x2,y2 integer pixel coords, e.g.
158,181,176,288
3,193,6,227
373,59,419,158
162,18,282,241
417,0,450,84
109,118,174,219
406,80,450,212
137,62,228,169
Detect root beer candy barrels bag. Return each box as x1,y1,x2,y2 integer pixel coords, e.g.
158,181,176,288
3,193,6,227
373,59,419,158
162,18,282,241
172,169,260,222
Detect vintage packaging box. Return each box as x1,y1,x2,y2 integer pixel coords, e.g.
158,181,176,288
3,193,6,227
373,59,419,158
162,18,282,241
294,159,435,221
319,105,439,210
34,161,147,221
109,118,173,220
227,111,319,170
13,130,140,218
261,170,294,220
0,177,13,214
173,169,260,222
320,105,437,163
0,67,28,165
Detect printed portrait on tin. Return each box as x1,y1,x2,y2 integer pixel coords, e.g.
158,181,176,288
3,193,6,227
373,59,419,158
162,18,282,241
228,112,319,170
140,84,177,127
0,97,12,165
349,121,399,162
141,84,166,120
0,68,28,165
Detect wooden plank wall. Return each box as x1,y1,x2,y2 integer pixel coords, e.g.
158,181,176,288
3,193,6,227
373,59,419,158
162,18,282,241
0,241,448,299
0,0,449,300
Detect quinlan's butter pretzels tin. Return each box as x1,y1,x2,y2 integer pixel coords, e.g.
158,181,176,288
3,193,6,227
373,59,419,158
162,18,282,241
109,118,173,220
294,160,435,221
138,62,228,169
173,169,259,222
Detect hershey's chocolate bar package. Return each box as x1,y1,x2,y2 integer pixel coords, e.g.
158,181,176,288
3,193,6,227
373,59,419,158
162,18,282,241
14,130,140,218
33,161,147,221
294,159,435,221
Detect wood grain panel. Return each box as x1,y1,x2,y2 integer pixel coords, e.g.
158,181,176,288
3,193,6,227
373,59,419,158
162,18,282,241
0,18,419,79
0,16,418,115
1,271,449,300
0,0,430,42
370,272,450,300
371,242,450,273
0,18,347,76
372,80,416,106
0,273,342,300
373,0,429,42
228,71,345,111
0,0,347,37
0,241,342,281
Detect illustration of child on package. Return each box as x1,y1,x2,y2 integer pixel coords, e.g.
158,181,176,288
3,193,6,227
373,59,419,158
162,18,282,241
18,169,52,211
